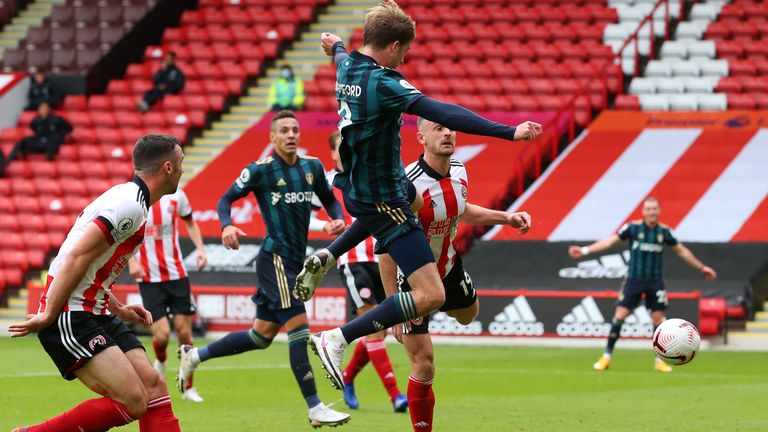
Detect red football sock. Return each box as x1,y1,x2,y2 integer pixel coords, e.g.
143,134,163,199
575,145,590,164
342,338,369,384
408,375,435,432
26,397,134,432
152,339,167,363
366,339,401,401
139,395,180,432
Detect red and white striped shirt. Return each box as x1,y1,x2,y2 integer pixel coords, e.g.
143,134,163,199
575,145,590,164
136,188,193,283
312,171,377,266
40,178,149,315
406,156,468,279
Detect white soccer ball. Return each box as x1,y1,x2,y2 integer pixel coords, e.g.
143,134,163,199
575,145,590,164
652,318,701,365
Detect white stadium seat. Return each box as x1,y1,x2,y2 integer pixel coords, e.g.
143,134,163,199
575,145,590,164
700,59,729,77
656,77,686,93
676,22,707,41
629,77,656,94
690,3,720,21
669,94,699,110
661,41,687,59
687,41,716,59
645,60,672,77
639,94,670,110
670,60,701,77
696,93,728,111
684,77,718,93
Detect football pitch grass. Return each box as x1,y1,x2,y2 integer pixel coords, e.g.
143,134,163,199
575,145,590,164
0,337,765,431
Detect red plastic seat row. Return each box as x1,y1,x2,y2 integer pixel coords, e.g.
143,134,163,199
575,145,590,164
705,19,768,41
406,4,617,25
716,76,768,93
197,0,327,7
125,60,261,82
163,24,295,44
717,2,768,21
396,0,607,6
397,40,612,63
58,93,224,113
108,79,242,99
716,39,768,60
142,42,278,64
181,6,315,26
726,93,768,109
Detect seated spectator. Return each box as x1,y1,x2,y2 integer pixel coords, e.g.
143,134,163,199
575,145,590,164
267,65,305,111
27,71,58,110
137,52,185,113
6,102,72,164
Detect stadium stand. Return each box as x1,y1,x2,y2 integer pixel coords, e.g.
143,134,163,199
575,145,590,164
1,0,156,74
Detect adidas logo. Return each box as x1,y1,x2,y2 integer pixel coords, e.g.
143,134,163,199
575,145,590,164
428,311,482,335
384,372,394,380
414,421,431,428
488,296,544,336
302,371,314,381
558,252,629,279
430,199,438,208
373,321,385,332
277,178,287,186
557,297,654,337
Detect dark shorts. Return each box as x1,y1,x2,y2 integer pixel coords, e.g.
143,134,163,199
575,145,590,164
38,311,144,380
400,258,477,334
618,278,668,311
254,250,306,325
339,262,387,313
138,277,196,322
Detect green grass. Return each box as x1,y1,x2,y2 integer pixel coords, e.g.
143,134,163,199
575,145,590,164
0,337,765,431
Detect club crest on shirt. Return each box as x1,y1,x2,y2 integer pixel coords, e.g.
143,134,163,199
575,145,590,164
359,287,372,299
305,173,314,185
88,335,107,351
410,316,424,326
118,218,134,235
638,232,645,240
657,233,664,243
461,185,467,200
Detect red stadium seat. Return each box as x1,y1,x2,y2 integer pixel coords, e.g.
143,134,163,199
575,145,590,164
728,93,756,109
0,213,20,232
614,94,641,110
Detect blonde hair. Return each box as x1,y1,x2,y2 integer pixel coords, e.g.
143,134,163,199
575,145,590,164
364,0,415,50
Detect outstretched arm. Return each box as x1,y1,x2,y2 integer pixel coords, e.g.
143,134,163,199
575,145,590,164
568,234,623,259
323,35,349,65
407,96,542,141
672,244,717,280
460,204,531,235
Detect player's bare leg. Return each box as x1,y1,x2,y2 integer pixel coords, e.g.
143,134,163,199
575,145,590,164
447,301,479,325
122,348,181,431
651,310,672,372
150,316,171,375
594,306,631,371
402,332,436,432
310,260,444,390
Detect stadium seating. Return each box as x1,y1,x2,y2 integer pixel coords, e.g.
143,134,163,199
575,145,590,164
303,1,623,128
2,0,156,74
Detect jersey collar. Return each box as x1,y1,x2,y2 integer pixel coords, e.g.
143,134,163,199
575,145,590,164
132,175,151,210
350,50,379,66
418,154,450,180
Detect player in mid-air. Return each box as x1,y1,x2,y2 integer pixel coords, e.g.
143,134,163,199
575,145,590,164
292,0,542,391
176,110,351,427
568,197,717,372
309,130,408,413
128,186,207,402
9,134,184,432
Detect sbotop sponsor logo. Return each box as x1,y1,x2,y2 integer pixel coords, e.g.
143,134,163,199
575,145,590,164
428,311,483,335
557,296,610,337
488,296,544,336
557,296,654,337
558,252,630,279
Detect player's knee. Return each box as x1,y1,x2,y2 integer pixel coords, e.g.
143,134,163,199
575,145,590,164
425,287,446,311
176,328,193,345
123,387,150,418
411,354,435,380
154,333,170,347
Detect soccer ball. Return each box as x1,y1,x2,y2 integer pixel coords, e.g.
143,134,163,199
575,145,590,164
652,318,701,365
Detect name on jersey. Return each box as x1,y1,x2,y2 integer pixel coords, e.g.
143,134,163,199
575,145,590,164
426,216,458,237
271,191,314,205
336,82,362,97
632,241,663,253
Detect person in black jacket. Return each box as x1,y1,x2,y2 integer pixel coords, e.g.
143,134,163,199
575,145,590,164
137,52,185,113
7,102,72,164
27,72,58,110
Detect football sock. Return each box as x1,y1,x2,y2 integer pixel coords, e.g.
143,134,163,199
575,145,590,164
26,397,134,432
367,340,401,401
342,338,370,384
340,292,418,343
139,395,180,432
288,325,321,409
605,318,624,355
327,220,370,259
408,375,435,431
198,329,272,362
152,339,167,363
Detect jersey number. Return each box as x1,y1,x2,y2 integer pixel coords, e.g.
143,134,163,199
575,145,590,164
656,290,669,305
338,100,352,130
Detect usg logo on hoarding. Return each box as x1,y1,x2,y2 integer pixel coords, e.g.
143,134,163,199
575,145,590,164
428,311,482,335
558,252,629,279
489,296,544,336
557,296,654,337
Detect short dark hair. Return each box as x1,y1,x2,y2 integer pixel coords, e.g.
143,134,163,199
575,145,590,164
133,134,181,173
364,1,416,50
271,110,298,131
329,130,340,150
